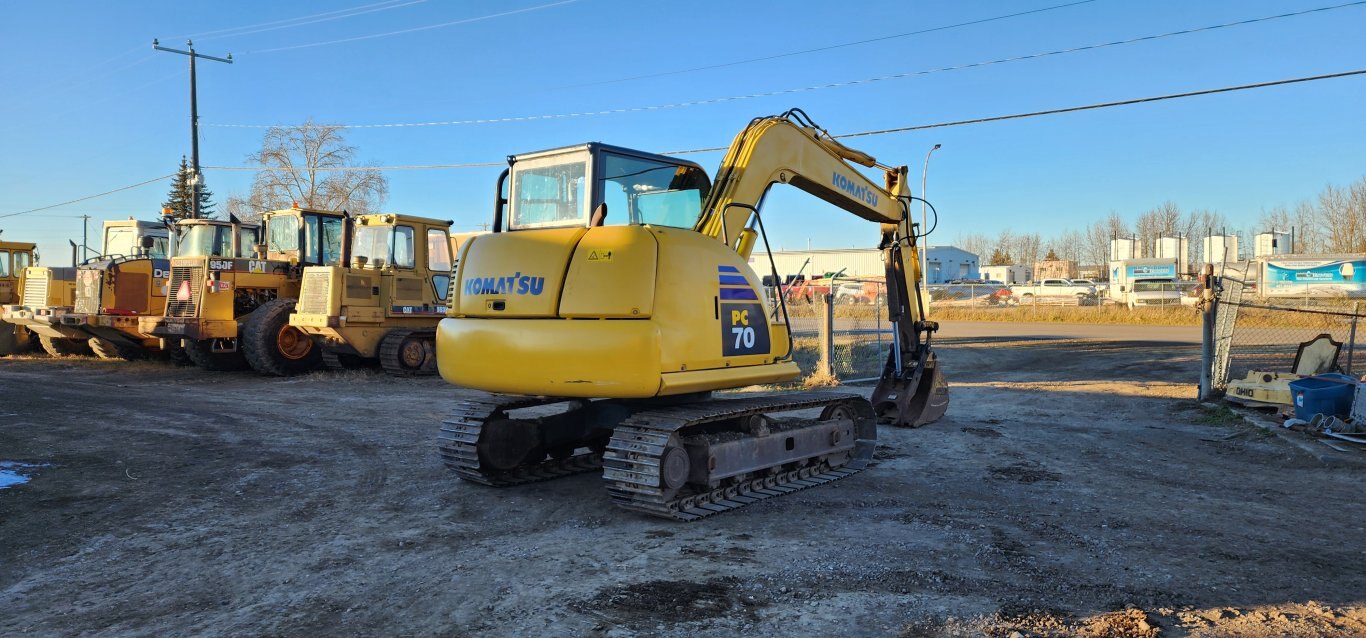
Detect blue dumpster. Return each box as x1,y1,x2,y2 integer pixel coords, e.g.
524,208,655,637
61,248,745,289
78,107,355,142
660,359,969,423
1288,373,1358,421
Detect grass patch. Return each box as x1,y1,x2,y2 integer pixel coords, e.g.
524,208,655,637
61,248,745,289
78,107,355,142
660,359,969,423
1194,404,1246,426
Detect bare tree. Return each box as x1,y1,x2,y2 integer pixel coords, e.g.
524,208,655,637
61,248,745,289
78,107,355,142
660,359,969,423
955,232,991,261
1014,232,1042,266
233,119,388,220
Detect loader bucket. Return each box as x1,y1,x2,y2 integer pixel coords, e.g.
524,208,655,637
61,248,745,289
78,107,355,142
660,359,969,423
871,352,949,428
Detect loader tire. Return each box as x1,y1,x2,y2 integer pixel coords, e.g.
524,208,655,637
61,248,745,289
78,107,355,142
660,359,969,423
39,334,92,358
88,337,141,361
184,339,249,371
164,344,194,366
0,325,29,356
241,299,321,376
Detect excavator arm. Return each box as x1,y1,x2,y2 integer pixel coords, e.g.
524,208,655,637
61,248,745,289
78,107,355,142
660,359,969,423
696,110,948,427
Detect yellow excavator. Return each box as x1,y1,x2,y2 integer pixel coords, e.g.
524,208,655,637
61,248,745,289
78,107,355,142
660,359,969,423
0,238,39,355
436,110,948,520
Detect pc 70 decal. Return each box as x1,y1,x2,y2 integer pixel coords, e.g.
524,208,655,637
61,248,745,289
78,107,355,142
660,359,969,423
721,302,770,356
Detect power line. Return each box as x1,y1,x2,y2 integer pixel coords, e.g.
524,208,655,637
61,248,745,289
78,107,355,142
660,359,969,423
242,0,584,55
557,0,1103,90
196,67,1366,170
193,0,429,43
207,0,1366,129
0,175,174,220
171,0,421,40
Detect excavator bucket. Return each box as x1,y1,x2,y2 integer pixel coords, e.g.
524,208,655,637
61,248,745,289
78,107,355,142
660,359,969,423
871,351,949,428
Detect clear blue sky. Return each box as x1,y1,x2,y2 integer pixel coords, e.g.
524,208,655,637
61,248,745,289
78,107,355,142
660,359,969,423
2,0,1364,262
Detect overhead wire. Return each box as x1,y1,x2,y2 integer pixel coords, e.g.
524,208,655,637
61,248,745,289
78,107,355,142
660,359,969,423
206,0,1366,129
241,0,584,55
168,0,421,40
557,0,1104,90
0,175,175,220
195,67,1366,170
191,0,429,43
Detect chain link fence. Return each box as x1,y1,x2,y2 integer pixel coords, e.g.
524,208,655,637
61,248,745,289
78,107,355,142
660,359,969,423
779,278,890,382
1211,261,1366,389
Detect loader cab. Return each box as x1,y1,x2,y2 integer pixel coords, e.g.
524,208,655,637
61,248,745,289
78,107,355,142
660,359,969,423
175,219,261,259
496,143,711,232
97,220,169,262
263,207,347,266
0,241,36,305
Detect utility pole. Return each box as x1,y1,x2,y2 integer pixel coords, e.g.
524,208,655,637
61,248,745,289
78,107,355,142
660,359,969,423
921,143,942,308
81,214,90,261
153,39,232,219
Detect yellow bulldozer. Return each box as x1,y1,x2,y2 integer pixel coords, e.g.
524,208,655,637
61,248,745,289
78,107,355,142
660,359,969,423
61,215,259,360
3,219,168,357
435,110,948,520
0,238,39,355
289,213,455,375
141,206,348,375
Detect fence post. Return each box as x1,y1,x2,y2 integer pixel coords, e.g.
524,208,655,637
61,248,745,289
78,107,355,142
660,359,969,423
819,293,834,378
1348,301,1360,375
1199,263,1216,401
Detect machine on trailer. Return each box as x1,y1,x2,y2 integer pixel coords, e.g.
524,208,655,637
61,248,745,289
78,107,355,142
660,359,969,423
140,206,347,375
290,213,455,375
435,110,948,520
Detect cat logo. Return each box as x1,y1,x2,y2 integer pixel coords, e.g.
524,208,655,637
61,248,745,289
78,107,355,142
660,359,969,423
587,250,613,262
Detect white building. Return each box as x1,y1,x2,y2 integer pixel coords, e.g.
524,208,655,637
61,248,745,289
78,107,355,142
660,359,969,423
756,246,979,284
981,265,1031,284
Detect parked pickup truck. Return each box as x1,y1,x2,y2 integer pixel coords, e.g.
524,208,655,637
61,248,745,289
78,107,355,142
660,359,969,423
1008,278,1098,303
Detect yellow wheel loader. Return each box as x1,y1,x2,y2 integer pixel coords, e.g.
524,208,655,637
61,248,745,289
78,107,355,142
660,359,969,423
436,110,948,520
0,239,39,355
141,206,348,375
289,213,456,375
62,216,258,361
3,220,168,357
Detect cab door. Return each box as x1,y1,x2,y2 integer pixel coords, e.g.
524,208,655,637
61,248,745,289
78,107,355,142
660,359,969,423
387,224,426,315
426,227,453,308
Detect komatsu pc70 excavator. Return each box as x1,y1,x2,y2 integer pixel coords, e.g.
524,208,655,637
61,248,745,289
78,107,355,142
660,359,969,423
436,110,948,520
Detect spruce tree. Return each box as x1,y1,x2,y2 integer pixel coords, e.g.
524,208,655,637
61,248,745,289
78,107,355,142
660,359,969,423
1044,248,1060,261
162,156,215,219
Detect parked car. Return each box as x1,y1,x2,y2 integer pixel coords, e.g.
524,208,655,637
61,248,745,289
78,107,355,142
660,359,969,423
1008,278,1097,303
1127,279,1185,309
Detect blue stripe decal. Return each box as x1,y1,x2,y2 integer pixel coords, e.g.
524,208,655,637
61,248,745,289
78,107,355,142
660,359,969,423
719,287,759,301
718,265,740,273
719,275,748,285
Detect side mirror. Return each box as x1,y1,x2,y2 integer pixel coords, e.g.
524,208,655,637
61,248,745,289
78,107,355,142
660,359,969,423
253,243,267,258
354,255,369,269
141,235,156,249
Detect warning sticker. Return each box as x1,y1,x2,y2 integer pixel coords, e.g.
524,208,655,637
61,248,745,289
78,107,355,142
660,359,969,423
587,250,613,262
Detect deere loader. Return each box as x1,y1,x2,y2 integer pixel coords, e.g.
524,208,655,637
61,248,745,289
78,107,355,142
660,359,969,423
290,213,455,375
3,220,167,357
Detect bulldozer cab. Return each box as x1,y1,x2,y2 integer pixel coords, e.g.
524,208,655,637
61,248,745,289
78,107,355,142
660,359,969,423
0,240,36,305
497,144,711,232
348,213,454,303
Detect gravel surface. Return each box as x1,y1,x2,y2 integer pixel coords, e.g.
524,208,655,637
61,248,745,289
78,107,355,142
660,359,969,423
1,334,1363,637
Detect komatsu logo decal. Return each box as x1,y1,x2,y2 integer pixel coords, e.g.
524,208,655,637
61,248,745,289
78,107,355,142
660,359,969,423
464,272,545,296
832,171,878,206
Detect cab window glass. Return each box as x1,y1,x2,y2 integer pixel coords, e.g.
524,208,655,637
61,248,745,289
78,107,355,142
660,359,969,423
268,216,299,253
148,235,170,259
104,227,136,257
13,251,30,272
600,153,708,229
427,229,451,272
238,227,259,257
511,161,586,229
394,226,415,269
304,216,320,263
0,250,9,277
321,217,343,265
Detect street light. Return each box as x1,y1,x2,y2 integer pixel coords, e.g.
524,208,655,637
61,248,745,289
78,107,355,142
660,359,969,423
921,143,942,306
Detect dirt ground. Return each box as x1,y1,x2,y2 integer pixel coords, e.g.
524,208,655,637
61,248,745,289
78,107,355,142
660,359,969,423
2,334,1364,637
